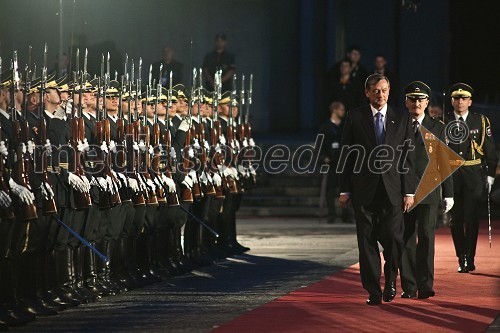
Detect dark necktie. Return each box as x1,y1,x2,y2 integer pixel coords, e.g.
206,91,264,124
413,120,420,139
374,112,385,145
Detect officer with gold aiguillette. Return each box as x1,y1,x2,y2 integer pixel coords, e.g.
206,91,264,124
445,83,497,273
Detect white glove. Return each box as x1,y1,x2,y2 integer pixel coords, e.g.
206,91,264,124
100,141,109,154
9,178,34,205
68,172,88,193
128,178,140,192
487,176,495,193
153,175,163,189
0,141,8,157
199,171,209,185
229,167,239,179
212,172,222,187
221,165,231,178
161,174,177,193
40,182,55,200
109,140,117,154
443,197,454,214
81,175,91,192
77,139,90,153
146,178,156,192
27,140,35,155
106,176,117,194
188,170,198,183
90,176,108,191
115,171,128,187
238,165,247,177
0,190,12,208
178,119,190,132
182,175,193,188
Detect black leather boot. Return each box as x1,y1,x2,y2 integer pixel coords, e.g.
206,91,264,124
83,243,113,297
73,247,99,302
50,248,85,305
17,253,58,316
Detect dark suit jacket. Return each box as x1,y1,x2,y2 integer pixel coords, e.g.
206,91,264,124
339,104,416,206
415,115,453,205
0,112,12,144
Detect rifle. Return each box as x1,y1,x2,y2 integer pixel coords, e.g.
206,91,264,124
94,75,112,209
196,69,215,196
115,75,126,174
245,74,256,187
210,70,225,199
185,68,202,200
10,51,37,220
225,74,239,194
139,84,158,206
150,71,166,204
103,52,121,206
35,45,58,214
163,71,180,206
124,62,145,206
68,65,91,210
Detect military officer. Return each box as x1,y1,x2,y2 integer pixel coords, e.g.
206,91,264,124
446,83,497,273
400,81,454,299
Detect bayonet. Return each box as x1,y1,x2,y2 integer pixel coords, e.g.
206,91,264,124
124,54,128,85
83,48,88,80
246,74,253,124
75,48,80,76
148,64,153,87
168,70,173,110
198,67,203,124
100,53,104,79
106,52,110,86
28,45,32,72
239,74,245,126
138,57,142,88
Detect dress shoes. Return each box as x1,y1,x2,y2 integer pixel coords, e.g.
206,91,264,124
18,298,58,316
457,255,469,273
465,256,475,272
401,291,417,299
418,290,435,299
383,282,397,302
366,295,382,305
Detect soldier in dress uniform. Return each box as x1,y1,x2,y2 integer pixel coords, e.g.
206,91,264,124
399,81,454,299
445,83,497,273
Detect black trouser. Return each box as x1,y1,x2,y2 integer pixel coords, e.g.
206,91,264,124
353,180,404,298
401,203,438,293
450,167,484,259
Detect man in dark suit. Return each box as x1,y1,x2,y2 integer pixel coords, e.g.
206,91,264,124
339,73,416,305
399,81,454,299
445,83,497,273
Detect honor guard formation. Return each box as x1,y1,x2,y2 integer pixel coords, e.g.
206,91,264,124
0,45,257,330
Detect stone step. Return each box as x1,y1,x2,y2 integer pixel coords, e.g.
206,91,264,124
242,196,320,207
245,186,320,197
237,206,328,217
256,176,323,187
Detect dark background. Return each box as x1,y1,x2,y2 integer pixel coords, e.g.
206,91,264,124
0,0,498,136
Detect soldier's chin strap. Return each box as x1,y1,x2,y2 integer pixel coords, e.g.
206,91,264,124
55,215,109,263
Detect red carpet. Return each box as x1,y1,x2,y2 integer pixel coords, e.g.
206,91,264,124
214,221,500,333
